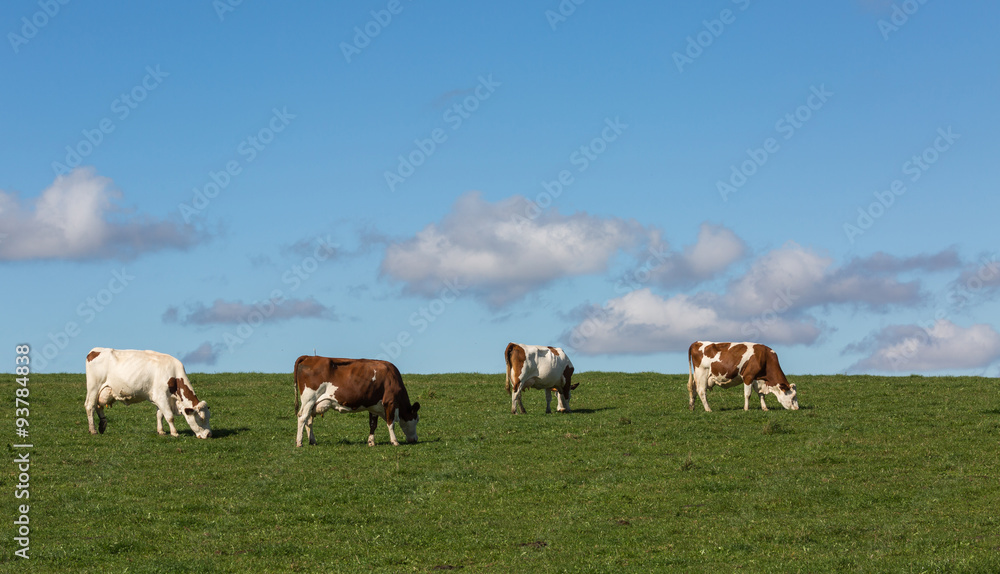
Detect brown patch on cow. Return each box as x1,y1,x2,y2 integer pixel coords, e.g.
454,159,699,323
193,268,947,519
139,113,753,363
86,350,101,362
688,342,705,371
702,342,730,359
759,346,792,391
709,343,746,379
177,379,199,404
506,343,526,393
168,377,199,405
547,346,560,357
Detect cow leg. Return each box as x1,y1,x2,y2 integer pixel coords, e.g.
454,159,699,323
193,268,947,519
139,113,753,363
756,382,769,411
156,409,167,435
306,415,316,445
85,393,100,434
511,387,527,414
545,388,553,414
744,383,753,411
556,390,570,413
697,380,712,412
296,396,317,447
151,396,180,436
368,412,378,447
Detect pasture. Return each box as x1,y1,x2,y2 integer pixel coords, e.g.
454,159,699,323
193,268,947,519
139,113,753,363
3,371,999,572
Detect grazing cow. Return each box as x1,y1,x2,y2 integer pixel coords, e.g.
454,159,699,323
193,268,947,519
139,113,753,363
688,341,798,412
84,348,212,438
504,343,577,414
294,355,420,447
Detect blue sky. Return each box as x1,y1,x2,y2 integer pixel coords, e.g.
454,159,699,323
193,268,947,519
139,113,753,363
4,0,1000,376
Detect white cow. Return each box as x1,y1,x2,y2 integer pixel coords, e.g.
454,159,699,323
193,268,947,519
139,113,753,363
504,343,577,414
84,348,212,439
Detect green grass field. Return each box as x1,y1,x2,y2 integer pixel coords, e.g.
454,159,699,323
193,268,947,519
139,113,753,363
3,372,999,573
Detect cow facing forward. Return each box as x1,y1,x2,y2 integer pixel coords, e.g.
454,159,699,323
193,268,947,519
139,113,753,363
294,355,420,447
84,348,212,438
505,343,577,414
688,341,798,412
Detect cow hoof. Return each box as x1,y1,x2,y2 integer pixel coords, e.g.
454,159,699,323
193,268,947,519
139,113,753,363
157,430,166,436
99,419,107,434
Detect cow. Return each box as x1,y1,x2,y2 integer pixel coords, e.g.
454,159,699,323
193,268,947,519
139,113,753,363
687,341,798,412
294,355,420,447
504,343,577,414
84,348,212,439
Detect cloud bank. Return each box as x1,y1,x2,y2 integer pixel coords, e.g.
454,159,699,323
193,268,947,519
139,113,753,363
380,191,653,307
0,167,203,261
846,320,1000,373
565,243,961,356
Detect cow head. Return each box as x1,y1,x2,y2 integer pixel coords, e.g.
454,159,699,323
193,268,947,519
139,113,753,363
398,402,420,443
557,365,577,412
168,377,213,439
762,383,798,410
183,401,212,439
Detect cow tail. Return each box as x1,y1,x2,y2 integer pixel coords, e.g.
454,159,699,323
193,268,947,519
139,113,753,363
293,357,302,417
504,343,514,395
687,350,695,400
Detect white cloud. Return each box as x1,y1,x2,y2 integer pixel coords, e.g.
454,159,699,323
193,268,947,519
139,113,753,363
0,167,202,261
380,191,653,306
846,319,1000,373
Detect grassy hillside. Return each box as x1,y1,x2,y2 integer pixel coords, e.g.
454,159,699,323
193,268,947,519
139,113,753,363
2,372,999,572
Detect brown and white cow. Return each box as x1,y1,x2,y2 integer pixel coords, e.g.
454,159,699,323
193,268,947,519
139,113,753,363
504,343,577,414
84,348,212,438
294,355,420,447
687,341,798,412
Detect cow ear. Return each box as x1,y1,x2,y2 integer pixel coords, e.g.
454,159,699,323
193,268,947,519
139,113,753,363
570,383,580,390
167,377,178,395
411,402,420,413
